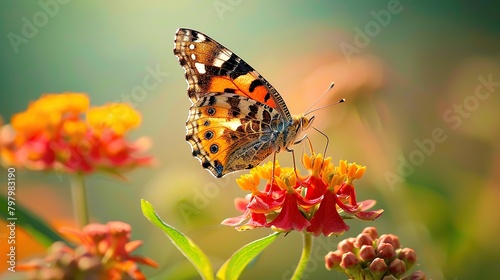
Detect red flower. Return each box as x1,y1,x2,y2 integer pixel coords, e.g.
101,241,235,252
222,153,383,236
19,221,157,280
267,192,311,232
307,188,350,237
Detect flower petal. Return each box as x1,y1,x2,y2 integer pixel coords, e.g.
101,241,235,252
308,190,350,237
267,194,310,232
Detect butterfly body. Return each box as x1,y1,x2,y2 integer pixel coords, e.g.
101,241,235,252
174,28,313,178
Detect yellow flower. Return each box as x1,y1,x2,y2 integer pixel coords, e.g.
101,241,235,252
275,168,297,192
11,93,89,145
236,171,260,194
87,103,141,135
253,161,281,181
321,166,346,192
346,162,366,184
30,92,89,115
337,159,348,175
303,153,332,177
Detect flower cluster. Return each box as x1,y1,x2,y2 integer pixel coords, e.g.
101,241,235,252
0,93,152,174
325,227,426,280
19,221,158,280
222,153,383,236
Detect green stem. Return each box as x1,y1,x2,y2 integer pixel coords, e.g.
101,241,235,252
71,173,89,228
292,231,313,280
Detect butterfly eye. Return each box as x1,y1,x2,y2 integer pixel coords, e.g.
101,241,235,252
298,116,314,132
209,144,219,154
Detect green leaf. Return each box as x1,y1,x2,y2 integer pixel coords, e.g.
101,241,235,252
141,199,214,280
0,193,65,247
216,232,280,280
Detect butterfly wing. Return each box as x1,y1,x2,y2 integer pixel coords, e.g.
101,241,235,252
173,28,303,177
186,93,280,178
173,28,292,121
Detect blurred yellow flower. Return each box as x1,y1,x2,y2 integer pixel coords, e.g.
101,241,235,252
1,92,152,174
87,103,141,136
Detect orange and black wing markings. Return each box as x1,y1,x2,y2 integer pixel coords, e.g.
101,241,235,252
173,28,312,178
184,93,280,177
173,28,292,121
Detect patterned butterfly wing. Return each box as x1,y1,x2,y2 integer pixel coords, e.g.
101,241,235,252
185,93,281,177
173,28,292,120
173,28,309,178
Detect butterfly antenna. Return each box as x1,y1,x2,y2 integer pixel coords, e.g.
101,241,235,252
305,98,345,116
304,82,336,116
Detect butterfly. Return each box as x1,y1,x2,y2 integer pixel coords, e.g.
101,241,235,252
173,28,316,178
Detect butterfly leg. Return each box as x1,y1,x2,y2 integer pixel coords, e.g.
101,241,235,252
293,134,309,146
285,147,302,185
267,152,278,196
312,126,330,157
272,151,277,184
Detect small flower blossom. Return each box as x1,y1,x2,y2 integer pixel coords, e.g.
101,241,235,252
325,227,425,280
0,93,152,175
18,221,157,280
221,153,383,237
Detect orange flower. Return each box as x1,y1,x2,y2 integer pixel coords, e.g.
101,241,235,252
0,93,152,174
18,221,158,280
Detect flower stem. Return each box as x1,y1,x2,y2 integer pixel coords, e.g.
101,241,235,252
71,173,89,228
292,231,313,280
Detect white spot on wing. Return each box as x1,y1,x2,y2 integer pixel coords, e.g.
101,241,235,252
225,119,242,131
213,50,233,67
189,44,195,50
195,62,206,74
194,34,206,42
191,53,196,60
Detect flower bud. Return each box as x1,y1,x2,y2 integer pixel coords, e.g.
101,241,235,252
378,234,400,249
355,233,373,248
398,247,417,271
337,237,355,253
359,245,376,262
362,226,379,240
340,252,359,269
369,257,387,273
325,250,343,270
389,258,406,278
377,243,396,261
404,270,427,280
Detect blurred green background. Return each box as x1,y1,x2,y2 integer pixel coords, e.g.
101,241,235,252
1,1,499,279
